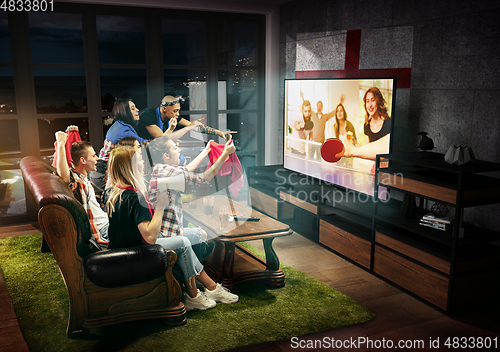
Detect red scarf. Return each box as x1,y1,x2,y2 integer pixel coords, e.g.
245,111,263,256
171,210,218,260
206,141,244,197
52,130,82,168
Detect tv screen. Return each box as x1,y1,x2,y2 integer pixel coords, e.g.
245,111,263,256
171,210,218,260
283,78,396,197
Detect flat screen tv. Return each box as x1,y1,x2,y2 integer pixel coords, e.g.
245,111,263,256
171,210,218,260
283,78,396,197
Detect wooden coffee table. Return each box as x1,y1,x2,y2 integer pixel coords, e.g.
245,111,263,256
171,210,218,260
183,195,292,289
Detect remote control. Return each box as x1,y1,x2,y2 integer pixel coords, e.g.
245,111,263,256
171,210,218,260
233,217,260,221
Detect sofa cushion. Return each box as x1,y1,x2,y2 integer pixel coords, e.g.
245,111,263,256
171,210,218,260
82,244,168,287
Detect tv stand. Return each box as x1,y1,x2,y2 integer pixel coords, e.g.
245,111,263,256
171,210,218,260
247,156,500,313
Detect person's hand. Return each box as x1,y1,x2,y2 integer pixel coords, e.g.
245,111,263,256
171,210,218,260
55,131,68,145
223,139,236,155
335,138,355,159
340,94,346,104
294,120,305,131
223,131,233,141
219,131,234,140
186,121,202,131
203,140,213,155
156,190,169,210
192,117,205,127
166,118,177,133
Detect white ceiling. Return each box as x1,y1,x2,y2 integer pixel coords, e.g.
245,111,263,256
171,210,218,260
61,0,293,14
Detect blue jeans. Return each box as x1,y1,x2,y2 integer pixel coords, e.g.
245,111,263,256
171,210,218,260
182,227,215,263
156,236,203,281
158,227,215,263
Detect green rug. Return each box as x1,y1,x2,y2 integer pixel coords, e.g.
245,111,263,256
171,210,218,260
0,233,374,352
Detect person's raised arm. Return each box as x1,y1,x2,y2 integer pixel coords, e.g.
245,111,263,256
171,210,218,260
137,190,169,244
200,125,233,140
177,117,194,127
167,120,202,141
325,94,346,121
144,117,179,139
55,131,71,184
335,134,390,160
202,139,236,182
176,116,232,140
185,140,213,172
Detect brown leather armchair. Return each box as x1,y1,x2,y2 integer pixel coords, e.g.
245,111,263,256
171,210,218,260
20,156,186,337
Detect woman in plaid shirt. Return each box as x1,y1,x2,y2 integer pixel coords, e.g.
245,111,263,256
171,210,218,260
145,135,236,260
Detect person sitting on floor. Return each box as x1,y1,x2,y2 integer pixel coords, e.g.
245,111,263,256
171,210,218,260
55,131,109,247
105,146,238,310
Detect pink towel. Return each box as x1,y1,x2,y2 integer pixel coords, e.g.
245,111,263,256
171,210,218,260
206,141,244,198
52,129,82,168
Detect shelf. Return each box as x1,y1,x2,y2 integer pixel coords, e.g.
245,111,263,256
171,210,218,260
319,206,372,233
375,202,456,246
321,213,372,240
379,168,500,206
318,195,374,222
249,175,290,193
378,152,500,174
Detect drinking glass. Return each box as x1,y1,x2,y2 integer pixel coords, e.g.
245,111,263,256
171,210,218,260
219,206,229,231
203,196,214,215
189,188,197,209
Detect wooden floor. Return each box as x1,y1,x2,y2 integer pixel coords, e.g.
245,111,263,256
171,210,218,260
1,222,499,352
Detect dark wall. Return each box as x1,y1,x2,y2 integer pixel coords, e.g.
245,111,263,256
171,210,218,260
279,0,500,229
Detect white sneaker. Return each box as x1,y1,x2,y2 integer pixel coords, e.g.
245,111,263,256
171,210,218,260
205,283,239,304
184,289,217,311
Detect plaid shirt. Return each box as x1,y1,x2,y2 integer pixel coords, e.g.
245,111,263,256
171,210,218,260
68,169,109,244
148,164,207,238
98,138,115,161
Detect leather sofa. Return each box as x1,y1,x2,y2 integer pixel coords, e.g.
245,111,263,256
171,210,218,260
20,156,186,337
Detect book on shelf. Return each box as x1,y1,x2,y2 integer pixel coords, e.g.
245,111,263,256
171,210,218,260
420,219,450,228
421,213,453,225
419,221,452,231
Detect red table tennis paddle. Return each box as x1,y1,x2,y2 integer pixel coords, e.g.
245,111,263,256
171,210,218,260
321,138,344,162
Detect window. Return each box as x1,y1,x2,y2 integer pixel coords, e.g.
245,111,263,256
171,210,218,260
216,20,258,66
0,12,11,62
215,18,263,168
100,68,147,112
218,68,258,110
0,119,20,153
29,12,84,63
97,15,145,64
33,67,87,114
164,69,207,111
0,68,15,114
219,112,257,152
38,117,89,151
0,13,15,114
0,169,26,217
162,19,206,65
